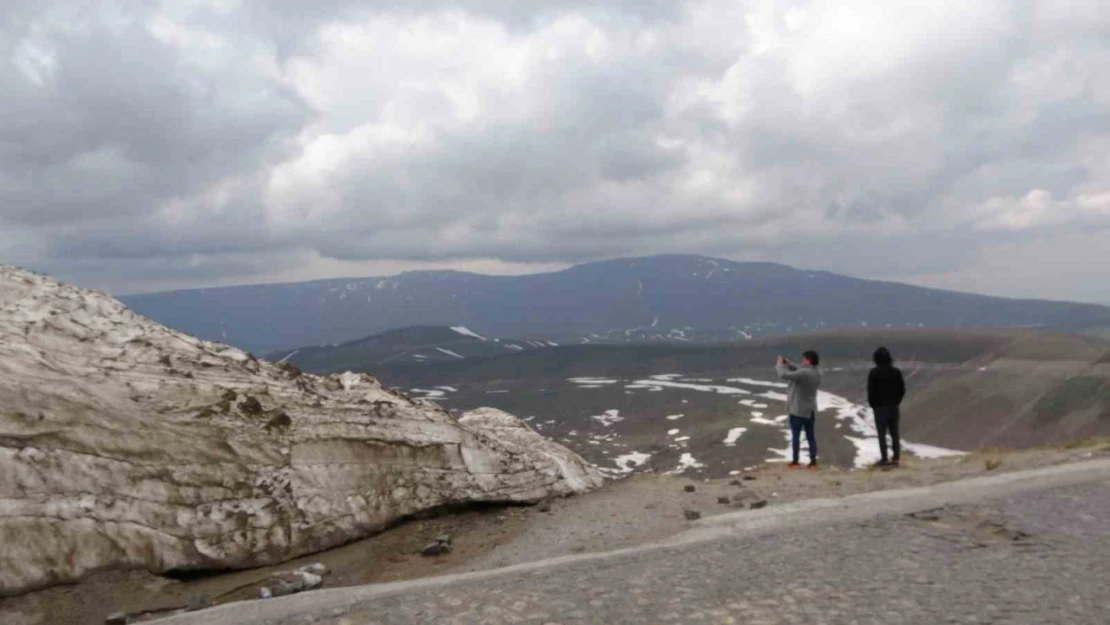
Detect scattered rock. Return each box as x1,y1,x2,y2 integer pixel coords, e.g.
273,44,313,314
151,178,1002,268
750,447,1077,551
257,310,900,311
105,613,128,625
683,509,702,521
186,594,212,612
422,541,450,557
435,534,453,546
625,459,637,469
749,500,768,510
729,479,742,487
538,502,552,513
220,388,237,402
985,458,1002,471
717,496,731,505
683,485,696,493
239,395,264,416
743,475,757,481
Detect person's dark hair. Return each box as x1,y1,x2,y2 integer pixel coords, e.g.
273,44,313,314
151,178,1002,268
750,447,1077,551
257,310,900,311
873,346,893,366
803,350,819,366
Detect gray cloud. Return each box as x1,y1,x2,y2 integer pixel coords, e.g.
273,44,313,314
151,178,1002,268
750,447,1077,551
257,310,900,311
1,0,1110,304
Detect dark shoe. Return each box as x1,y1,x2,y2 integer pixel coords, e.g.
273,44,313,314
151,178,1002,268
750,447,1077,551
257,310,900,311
806,462,819,471
787,462,802,470
872,459,890,469
890,459,900,468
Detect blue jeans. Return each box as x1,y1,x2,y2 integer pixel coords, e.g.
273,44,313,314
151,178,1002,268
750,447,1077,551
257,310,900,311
789,413,817,464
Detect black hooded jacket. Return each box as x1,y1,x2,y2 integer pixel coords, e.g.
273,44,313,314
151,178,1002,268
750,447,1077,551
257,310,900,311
867,365,905,409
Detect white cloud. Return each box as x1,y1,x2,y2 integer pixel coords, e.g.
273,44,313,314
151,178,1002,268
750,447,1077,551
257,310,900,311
1,0,1109,302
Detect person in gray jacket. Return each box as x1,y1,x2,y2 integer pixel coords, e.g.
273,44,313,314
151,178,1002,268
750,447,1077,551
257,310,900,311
776,350,823,469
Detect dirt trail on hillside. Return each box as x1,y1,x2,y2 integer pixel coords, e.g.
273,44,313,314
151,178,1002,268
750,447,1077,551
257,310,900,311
4,442,1109,625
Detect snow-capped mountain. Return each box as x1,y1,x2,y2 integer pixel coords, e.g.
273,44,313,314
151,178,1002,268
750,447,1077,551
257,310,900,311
120,255,1110,353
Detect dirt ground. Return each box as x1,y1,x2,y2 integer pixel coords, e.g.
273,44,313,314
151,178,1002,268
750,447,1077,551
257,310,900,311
4,440,1109,625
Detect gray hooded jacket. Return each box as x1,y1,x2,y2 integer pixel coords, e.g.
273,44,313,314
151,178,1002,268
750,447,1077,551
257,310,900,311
775,363,822,418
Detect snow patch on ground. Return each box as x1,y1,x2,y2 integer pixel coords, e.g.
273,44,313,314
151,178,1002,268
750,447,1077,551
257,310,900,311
612,452,651,473
723,427,748,446
727,378,787,389
665,414,685,421
410,388,446,399
591,409,623,427
667,429,680,436
627,379,751,395
450,326,486,341
435,347,465,359
668,453,705,474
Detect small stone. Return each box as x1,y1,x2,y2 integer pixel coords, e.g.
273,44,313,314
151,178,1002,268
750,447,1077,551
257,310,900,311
742,475,757,481
436,534,453,546
239,395,264,416
717,496,731,505
422,541,450,557
729,479,743,486
625,459,637,469
105,613,128,625
683,509,702,521
186,594,212,611
260,587,273,599
985,459,1002,471
683,485,696,493
538,502,552,513
750,500,768,510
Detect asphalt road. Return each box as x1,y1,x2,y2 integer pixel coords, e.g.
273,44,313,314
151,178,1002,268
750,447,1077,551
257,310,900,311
155,458,1110,625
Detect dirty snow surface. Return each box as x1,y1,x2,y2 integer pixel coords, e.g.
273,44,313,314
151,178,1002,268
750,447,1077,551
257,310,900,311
0,266,603,596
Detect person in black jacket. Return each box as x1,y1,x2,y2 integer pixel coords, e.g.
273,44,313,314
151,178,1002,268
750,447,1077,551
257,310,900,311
867,346,906,467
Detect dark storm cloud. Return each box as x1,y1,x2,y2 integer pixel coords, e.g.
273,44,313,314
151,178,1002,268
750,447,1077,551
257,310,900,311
1,0,1110,302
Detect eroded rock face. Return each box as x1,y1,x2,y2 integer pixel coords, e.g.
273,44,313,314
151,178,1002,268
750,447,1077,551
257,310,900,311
0,267,604,596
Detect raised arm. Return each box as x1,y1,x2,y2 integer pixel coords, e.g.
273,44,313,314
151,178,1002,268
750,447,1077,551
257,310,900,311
776,362,806,381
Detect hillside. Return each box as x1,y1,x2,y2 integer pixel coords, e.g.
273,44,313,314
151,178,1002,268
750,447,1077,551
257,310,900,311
321,328,1110,471
120,255,1110,353
0,267,601,597
267,325,558,371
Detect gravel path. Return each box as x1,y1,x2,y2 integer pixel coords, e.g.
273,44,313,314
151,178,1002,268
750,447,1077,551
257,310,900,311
148,458,1110,625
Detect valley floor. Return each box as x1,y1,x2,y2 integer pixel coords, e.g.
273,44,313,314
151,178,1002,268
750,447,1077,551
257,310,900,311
4,441,1109,625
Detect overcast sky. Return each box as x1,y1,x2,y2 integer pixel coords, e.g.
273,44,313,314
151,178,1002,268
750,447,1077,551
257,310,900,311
2,1,1109,301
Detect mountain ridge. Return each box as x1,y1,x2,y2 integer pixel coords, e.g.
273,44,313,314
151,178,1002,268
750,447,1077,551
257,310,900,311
119,254,1110,353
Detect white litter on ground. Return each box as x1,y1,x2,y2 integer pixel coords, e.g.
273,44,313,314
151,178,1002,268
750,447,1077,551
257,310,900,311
666,414,685,421
667,429,681,436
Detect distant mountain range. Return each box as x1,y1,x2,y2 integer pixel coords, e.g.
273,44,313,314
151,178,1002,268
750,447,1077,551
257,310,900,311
121,255,1110,353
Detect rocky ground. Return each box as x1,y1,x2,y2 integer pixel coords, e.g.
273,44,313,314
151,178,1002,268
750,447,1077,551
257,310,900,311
4,440,1107,625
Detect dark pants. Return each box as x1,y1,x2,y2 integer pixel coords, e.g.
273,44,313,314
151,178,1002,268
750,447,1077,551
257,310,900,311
789,413,817,464
874,406,901,462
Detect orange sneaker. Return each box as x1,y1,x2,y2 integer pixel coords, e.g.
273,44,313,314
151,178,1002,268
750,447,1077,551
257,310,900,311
806,463,819,471
787,462,802,470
